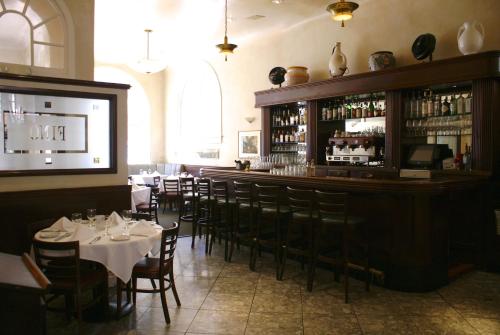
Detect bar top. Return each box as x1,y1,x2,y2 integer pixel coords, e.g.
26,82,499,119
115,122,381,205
201,168,489,194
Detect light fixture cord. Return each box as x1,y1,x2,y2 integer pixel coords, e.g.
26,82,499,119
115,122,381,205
146,30,150,60
224,0,228,37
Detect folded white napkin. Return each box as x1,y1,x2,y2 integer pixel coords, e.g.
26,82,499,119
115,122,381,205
45,217,76,232
70,224,94,242
130,220,157,236
132,183,142,191
107,211,124,227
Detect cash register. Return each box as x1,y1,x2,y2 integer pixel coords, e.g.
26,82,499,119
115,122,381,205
400,144,453,178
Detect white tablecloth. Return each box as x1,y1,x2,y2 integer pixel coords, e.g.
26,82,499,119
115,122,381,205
130,173,168,188
131,185,150,213
35,221,162,283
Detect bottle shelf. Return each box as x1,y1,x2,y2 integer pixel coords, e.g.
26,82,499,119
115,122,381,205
272,124,305,128
319,116,386,122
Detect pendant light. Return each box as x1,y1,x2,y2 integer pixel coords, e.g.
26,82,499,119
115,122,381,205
130,29,166,74
216,0,237,61
326,0,359,27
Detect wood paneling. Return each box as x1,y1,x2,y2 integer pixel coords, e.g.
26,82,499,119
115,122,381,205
0,185,130,255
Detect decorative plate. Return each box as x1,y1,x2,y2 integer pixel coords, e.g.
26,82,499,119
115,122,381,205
412,33,436,60
268,67,286,86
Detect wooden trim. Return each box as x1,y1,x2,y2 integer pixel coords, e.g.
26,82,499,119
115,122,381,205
22,253,50,290
255,51,500,107
0,72,131,90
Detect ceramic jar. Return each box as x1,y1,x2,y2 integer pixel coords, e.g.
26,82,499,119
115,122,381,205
329,42,347,77
368,51,396,71
284,66,309,86
457,21,484,55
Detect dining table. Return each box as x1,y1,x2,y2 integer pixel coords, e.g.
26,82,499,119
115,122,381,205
131,184,151,213
33,216,164,317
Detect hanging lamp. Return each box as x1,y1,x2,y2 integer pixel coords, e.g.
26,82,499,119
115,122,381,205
130,29,166,74
326,0,359,27
216,0,237,61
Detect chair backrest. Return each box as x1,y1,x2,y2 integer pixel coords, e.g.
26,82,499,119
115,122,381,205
25,218,54,252
197,178,211,201
163,179,179,195
153,176,161,187
149,186,160,209
179,177,195,196
212,180,228,204
233,181,253,207
159,222,180,273
286,187,314,217
254,184,282,211
32,239,81,289
314,190,348,224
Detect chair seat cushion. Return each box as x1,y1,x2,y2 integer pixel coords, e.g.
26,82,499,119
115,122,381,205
50,268,107,291
133,257,172,278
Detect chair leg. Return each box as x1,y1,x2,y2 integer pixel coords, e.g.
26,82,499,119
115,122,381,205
75,289,82,334
116,279,122,319
191,221,197,249
205,223,210,255
150,279,157,290
344,260,349,304
159,278,171,324
170,268,181,306
249,238,257,271
132,276,138,305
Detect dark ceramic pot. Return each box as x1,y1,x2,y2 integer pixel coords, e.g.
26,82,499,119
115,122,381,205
368,51,396,71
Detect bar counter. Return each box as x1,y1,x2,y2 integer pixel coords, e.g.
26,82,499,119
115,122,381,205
201,167,491,292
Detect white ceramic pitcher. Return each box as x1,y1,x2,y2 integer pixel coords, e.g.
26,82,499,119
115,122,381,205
329,42,347,77
457,21,484,55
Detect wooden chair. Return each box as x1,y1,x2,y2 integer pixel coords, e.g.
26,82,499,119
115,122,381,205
162,179,180,213
314,190,370,302
131,222,181,324
281,187,316,290
136,186,160,224
230,181,255,264
210,180,233,260
178,177,197,229
32,239,108,332
252,184,288,277
192,178,211,252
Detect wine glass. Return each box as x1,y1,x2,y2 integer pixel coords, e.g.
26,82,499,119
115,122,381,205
87,208,96,230
71,213,82,224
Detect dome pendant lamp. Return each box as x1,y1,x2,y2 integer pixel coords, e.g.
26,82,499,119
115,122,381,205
130,29,166,74
216,0,237,61
326,0,359,27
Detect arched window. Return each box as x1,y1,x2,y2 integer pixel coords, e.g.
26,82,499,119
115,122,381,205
0,0,73,76
95,66,152,164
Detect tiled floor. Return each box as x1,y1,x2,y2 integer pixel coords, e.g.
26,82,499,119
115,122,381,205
48,220,500,335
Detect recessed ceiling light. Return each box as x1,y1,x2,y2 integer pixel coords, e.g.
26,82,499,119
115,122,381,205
272,0,284,4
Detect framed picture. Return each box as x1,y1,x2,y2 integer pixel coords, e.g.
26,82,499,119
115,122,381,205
238,130,260,158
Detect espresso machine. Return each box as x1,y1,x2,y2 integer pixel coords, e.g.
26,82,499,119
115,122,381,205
325,136,384,165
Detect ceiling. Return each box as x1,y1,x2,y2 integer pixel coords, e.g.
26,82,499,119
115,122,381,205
94,0,362,65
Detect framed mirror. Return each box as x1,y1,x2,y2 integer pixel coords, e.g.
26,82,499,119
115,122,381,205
0,86,117,176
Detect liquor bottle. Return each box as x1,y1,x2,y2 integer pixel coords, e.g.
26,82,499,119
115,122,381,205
303,108,308,124
421,91,427,118
321,107,327,121
380,99,386,117
457,93,465,115
279,130,284,143
427,90,434,117
462,144,472,172
410,92,417,119
368,98,375,118
346,98,352,119
341,101,346,119
450,95,457,115
433,94,440,116
441,96,450,116
464,91,472,114
404,93,411,119
416,92,422,119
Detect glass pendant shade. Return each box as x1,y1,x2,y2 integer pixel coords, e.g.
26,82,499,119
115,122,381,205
129,29,166,74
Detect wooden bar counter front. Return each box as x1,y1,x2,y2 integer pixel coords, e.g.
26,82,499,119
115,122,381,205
201,167,489,292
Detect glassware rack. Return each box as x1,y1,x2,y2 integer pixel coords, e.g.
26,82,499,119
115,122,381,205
402,84,473,159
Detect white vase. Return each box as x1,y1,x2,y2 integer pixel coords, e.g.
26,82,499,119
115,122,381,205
457,21,484,55
329,42,347,77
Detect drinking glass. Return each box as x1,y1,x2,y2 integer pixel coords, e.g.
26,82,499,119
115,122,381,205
87,208,96,230
122,210,132,224
71,213,82,224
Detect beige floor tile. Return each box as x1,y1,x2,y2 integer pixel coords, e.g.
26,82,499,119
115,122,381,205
302,291,354,315
303,314,362,335
245,312,303,335
136,307,197,332
466,317,500,335
201,292,255,312
188,310,249,334
251,293,302,313
211,276,258,294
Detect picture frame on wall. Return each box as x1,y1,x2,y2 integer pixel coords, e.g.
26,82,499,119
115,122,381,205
238,130,260,158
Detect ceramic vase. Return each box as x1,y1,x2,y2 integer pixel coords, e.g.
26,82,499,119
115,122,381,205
329,42,347,77
368,51,396,71
457,21,484,55
284,66,309,86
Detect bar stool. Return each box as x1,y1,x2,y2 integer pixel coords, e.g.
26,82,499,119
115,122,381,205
253,184,288,278
314,190,370,303
178,177,196,235
192,178,211,252
210,180,233,260
231,181,256,264
281,187,316,290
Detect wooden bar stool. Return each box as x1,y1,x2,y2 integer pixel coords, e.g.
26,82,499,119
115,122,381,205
178,177,196,237
231,181,256,264
192,178,211,252
210,180,233,260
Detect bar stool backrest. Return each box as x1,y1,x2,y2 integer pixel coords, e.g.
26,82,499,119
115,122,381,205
212,180,229,204
179,177,195,198
286,187,314,216
197,178,211,201
315,190,348,225
254,184,282,212
233,181,253,207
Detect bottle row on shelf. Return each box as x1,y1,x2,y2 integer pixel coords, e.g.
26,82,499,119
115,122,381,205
330,126,385,139
272,143,306,153
320,94,386,121
404,114,472,137
404,89,472,120
272,129,306,144
272,105,308,127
